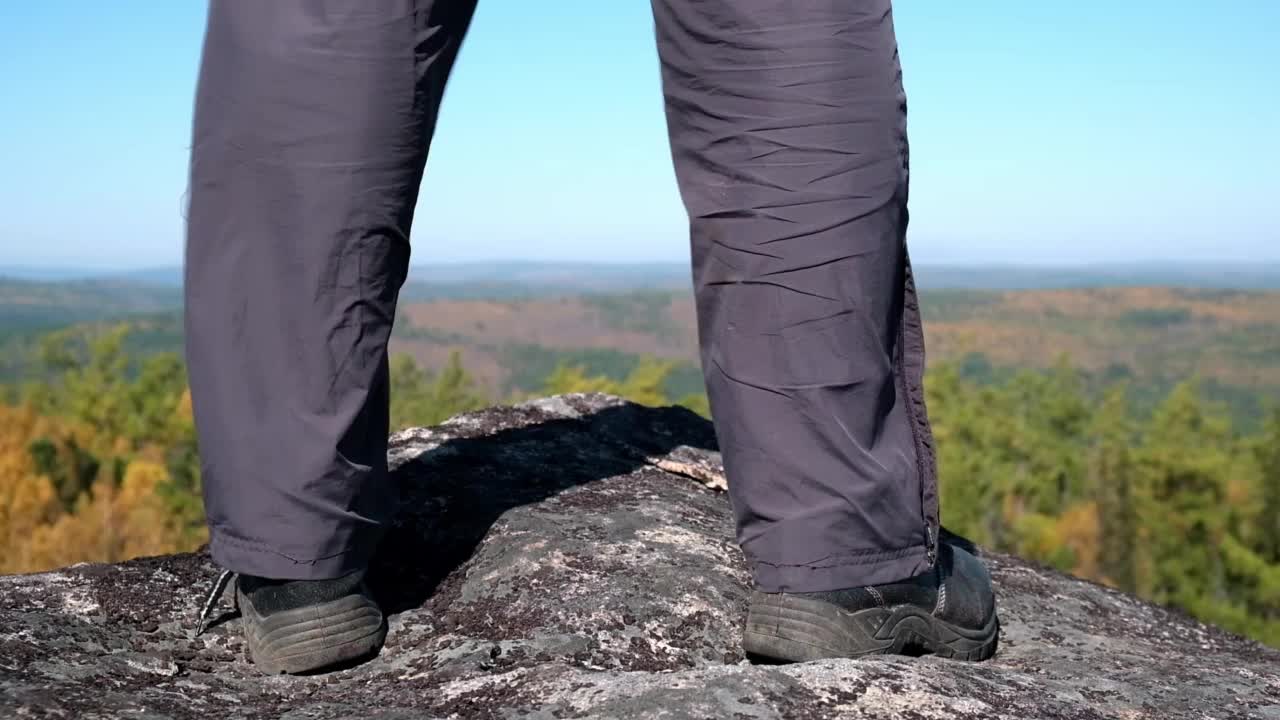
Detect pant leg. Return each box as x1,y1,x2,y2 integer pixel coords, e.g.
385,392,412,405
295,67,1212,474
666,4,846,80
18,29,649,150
184,0,477,580
651,0,939,592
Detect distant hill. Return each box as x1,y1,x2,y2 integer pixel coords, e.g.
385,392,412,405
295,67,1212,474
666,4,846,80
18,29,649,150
5,260,1279,293
3,266,1279,426
913,262,1280,290
403,260,1280,293
0,277,181,331
0,276,181,383
387,287,1280,426
0,266,183,285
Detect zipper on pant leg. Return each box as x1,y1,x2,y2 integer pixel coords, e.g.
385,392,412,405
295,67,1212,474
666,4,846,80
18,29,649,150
898,252,940,572
925,523,937,568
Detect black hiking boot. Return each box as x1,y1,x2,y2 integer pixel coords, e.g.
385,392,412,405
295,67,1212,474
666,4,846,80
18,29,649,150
743,538,999,663
233,570,387,675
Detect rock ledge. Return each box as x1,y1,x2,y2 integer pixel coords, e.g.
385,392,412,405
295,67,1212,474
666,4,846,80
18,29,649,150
1,394,1276,719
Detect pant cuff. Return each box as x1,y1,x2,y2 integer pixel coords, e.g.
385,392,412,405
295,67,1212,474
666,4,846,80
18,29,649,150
208,529,378,580
749,543,932,593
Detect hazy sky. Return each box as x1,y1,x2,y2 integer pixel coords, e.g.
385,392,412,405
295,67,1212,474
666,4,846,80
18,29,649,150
1,2,1277,269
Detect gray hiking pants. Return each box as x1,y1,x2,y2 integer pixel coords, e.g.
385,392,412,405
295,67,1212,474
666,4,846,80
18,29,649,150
185,0,939,592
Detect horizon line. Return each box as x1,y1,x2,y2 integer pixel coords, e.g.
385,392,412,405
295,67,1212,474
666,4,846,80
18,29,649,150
5,258,1280,275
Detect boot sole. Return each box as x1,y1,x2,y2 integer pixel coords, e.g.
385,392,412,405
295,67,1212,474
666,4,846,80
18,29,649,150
237,590,387,675
743,590,999,663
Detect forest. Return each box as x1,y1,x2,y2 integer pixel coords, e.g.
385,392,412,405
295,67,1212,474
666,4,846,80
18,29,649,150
0,322,1276,648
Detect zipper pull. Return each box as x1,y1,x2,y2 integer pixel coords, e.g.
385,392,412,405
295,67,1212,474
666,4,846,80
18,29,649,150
925,524,938,567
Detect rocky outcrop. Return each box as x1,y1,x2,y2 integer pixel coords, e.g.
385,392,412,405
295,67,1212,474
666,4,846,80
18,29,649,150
1,394,1277,719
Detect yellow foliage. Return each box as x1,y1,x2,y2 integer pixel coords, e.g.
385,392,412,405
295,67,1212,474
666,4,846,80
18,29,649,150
174,388,195,429
19,460,202,571
0,405,62,573
0,400,203,574
1054,501,1102,581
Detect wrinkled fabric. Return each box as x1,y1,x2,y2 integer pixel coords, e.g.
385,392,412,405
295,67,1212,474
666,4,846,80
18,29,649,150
185,0,478,580
186,0,939,591
653,0,937,591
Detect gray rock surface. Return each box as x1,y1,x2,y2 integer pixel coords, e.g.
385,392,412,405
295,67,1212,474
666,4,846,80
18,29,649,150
1,393,1277,719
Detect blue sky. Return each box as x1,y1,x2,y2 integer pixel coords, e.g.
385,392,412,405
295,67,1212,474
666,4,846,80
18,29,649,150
1,1,1276,269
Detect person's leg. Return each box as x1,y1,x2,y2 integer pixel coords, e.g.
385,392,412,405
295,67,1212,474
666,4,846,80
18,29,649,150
651,0,995,661
652,0,934,593
186,0,476,581
185,0,477,672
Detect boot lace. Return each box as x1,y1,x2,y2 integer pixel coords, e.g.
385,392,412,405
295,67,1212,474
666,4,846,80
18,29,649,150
193,569,236,637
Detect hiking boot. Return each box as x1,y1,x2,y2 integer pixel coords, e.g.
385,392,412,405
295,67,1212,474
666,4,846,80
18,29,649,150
743,539,999,662
234,569,387,675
